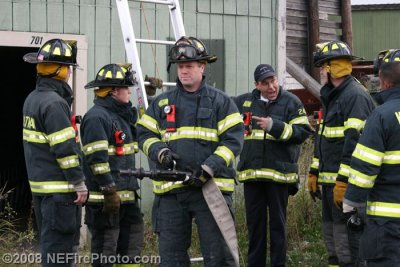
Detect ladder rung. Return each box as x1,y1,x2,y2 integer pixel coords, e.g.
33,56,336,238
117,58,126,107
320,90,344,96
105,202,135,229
133,0,173,5
144,81,176,87
136,39,175,45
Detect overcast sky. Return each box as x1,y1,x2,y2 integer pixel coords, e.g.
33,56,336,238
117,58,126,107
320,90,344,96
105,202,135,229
352,0,400,4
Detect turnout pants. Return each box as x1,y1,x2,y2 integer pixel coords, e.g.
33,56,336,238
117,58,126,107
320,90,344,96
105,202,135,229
244,181,289,267
85,203,144,267
33,193,81,267
322,185,359,267
152,189,235,267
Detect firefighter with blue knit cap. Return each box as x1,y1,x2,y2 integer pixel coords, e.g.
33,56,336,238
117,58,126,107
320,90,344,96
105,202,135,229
22,38,88,266
343,49,400,266
137,36,243,266
308,41,375,266
80,63,144,266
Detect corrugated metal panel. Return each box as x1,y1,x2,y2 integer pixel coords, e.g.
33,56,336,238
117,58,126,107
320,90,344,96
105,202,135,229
352,9,400,60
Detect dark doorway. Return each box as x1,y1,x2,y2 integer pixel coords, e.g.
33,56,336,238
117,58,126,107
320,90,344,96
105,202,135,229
0,46,37,228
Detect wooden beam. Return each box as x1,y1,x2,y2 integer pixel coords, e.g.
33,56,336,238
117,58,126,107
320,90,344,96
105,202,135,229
286,57,321,101
341,0,353,49
309,0,320,80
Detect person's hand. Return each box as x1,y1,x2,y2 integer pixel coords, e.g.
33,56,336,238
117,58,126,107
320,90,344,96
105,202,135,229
307,174,321,202
73,181,88,204
145,75,163,96
252,116,272,131
183,166,212,187
158,149,180,170
102,186,120,214
333,180,348,209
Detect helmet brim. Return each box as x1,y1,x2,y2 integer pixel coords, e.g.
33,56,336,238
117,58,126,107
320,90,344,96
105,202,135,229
314,55,363,67
84,80,136,89
169,55,218,64
23,52,79,66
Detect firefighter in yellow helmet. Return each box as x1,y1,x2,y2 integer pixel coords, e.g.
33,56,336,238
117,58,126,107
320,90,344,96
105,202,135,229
22,38,88,266
80,63,143,266
343,48,400,266
308,41,375,267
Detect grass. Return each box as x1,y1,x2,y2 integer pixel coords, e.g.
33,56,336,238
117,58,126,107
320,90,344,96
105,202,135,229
0,137,327,266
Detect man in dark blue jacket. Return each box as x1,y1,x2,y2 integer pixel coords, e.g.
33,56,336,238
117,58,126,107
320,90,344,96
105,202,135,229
344,49,400,266
234,64,312,267
137,36,243,266
22,39,88,266
81,63,143,266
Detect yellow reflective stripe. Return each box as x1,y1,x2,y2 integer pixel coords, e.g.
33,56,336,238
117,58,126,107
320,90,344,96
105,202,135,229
108,142,138,155
23,129,48,143
29,180,75,193
243,129,277,141
90,163,110,175
152,180,186,194
83,140,108,155
137,114,159,133
318,172,337,183
367,201,400,218
311,157,319,169
279,123,293,141
217,112,242,135
214,178,235,192
88,191,136,203
243,100,252,107
143,138,161,156
348,168,376,188
161,127,218,142
56,155,80,169
338,163,350,178
329,265,339,267
238,168,297,183
352,143,384,166
344,118,365,131
289,116,309,125
214,146,235,166
48,127,76,146
152,178,234,194
319,126,345,138
158,98,168,107
383,150,400,164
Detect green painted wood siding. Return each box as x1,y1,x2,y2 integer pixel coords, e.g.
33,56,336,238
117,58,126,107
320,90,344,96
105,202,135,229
0,0,276,99
352,9,400,61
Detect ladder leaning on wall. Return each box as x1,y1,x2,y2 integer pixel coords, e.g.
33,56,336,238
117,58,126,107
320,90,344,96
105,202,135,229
115,1,240,266
115,0,185,115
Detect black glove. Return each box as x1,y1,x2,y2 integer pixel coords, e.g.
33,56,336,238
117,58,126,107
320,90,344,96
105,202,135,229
183,167,212,188
159,149,179,170
145,75,163,96
288,181,299,196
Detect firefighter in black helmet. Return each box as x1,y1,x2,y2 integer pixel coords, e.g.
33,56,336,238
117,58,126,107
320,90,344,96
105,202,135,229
80,63,144,266
137,36,243,266
308,41,375,267
22,38,88,266
343,49,400,265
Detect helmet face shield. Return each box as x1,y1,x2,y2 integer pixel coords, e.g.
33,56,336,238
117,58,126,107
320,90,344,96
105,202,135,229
168,45,199,61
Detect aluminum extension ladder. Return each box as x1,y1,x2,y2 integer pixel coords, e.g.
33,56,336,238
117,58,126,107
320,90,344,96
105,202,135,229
115,0,186,114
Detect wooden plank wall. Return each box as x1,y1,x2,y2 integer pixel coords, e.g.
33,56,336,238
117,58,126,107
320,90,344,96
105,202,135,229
0,0,277,99
286,0,342,90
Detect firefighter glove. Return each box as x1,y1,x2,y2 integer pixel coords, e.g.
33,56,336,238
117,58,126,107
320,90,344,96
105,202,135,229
307,174,321,202
183,165,212,188
333,180,348,209
145,75,163,96
158,149,180,170
102,185,120,214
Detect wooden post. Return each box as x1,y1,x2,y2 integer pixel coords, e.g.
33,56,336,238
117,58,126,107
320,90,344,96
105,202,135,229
309,0,320,81
286,57,321,101
341,0,353,49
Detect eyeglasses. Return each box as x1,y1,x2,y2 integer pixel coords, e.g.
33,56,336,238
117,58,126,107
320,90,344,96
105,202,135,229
169,45,199,61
